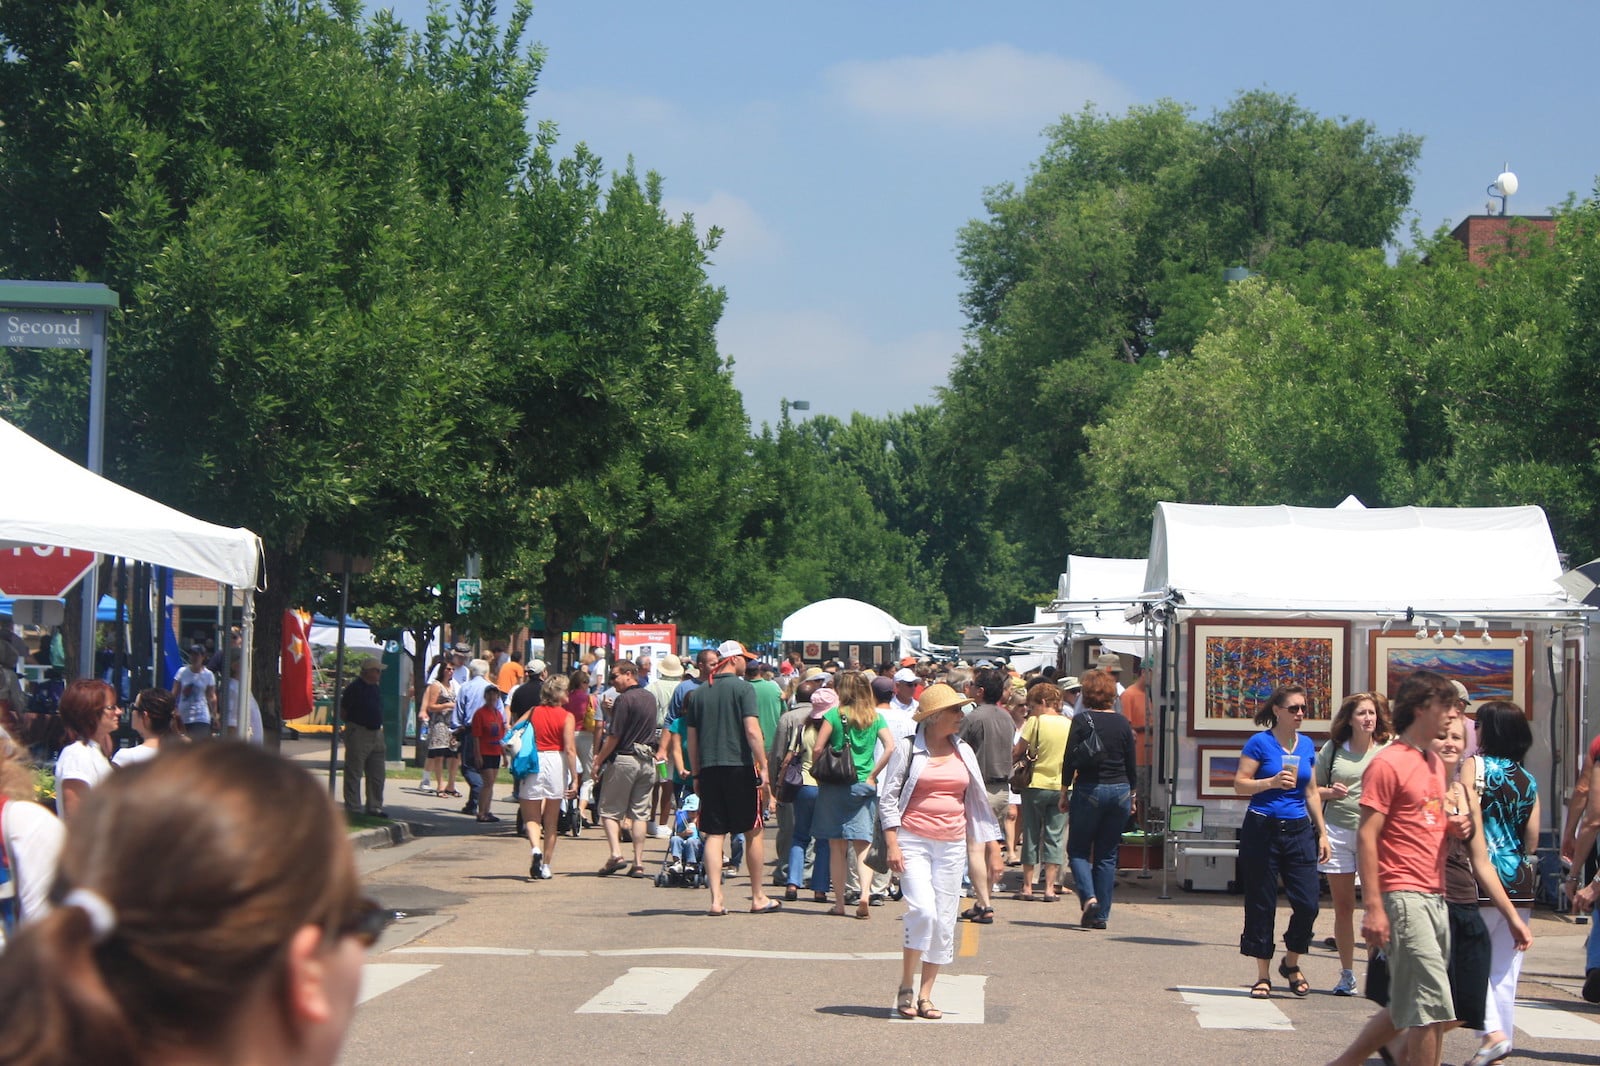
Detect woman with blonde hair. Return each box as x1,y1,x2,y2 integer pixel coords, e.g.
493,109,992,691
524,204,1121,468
1011,682,1070,901
1314,690,1393,995
0,729,64,953
0,743,385,1065
812,670,893,919
512,674,580,880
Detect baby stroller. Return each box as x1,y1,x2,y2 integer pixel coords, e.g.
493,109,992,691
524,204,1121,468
654,797,707,888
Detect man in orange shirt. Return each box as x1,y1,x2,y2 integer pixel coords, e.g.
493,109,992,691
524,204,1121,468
497,651,526,694
1120,660,1152,821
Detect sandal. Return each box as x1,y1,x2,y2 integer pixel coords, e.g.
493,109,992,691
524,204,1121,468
855,902,871,920
1012,891,1035,902
1250,978,1272,1000
827,905,847,917
784,886,798,902
916,999,942,1020
895,986,917,1019
444,789,462,797
959,904,994,924
1277,957,1310,997
434,790,446,798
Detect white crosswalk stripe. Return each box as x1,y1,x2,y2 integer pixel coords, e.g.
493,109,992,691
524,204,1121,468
358,963,438,1005
1513,999,1600,1041
1177,986,1294,1031
575,966,714,1015
887,974,986,1023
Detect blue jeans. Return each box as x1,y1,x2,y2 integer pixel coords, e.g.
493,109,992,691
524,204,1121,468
1068,782,1131,922
1589,903,1600,972
787,784,831,892
459,762,484,812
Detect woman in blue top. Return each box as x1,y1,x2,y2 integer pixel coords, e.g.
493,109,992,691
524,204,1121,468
1232,684,1331,999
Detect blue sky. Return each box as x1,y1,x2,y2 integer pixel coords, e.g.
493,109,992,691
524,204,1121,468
385,0,1599,426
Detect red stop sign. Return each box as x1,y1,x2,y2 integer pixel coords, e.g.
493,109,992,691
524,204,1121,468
0,545,98,597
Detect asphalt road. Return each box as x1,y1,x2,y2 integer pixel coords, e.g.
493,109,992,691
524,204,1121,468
303,742,1600,1066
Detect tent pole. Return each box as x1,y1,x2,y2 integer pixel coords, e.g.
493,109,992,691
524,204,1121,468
236,588,255,740
326,556,351,797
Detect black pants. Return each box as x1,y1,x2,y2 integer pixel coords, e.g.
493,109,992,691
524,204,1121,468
1238,811,1320,960
1446,901,1491,1030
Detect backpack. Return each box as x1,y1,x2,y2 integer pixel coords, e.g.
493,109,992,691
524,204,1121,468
504,720,540,779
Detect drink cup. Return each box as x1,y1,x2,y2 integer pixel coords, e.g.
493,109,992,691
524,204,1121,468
1280,755,1300,782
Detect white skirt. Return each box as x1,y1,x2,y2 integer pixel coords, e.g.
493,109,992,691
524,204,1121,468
515,753,567,801
1319,821,1358,874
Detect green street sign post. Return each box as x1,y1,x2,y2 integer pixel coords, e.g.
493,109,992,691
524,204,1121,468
0,280,120,680
455,578,482,615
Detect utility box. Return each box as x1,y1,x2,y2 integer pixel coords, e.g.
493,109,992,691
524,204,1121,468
1178,845,1239,893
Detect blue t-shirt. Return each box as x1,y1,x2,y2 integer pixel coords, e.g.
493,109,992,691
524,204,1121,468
1242,731,1315,819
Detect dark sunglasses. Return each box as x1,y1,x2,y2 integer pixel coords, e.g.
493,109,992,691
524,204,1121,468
337,897,394,947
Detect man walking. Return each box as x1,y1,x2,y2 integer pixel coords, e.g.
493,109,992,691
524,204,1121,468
341,657,388,817
594,661,659,876
452,658,492,815
1328,670,1487,1066
685,640,779,915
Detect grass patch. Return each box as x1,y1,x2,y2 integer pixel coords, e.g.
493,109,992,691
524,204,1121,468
343,811,394,830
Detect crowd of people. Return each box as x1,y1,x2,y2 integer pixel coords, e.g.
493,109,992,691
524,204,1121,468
1,612,1597,1060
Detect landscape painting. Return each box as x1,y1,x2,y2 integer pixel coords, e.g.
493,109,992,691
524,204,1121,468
1188,619,1348,735
1368,631,1530,717
1197,747,1246,800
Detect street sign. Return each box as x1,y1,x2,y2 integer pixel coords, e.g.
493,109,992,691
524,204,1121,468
0,545,98,597
455,577,482,614
2,311,94,349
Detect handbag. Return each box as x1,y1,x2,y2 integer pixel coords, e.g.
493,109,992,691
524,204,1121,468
1364,950,1389,1005
1068,711,1105,772
1010,719,1038,793
813,727,858,786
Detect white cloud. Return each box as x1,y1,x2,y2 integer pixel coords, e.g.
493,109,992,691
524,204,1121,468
661,191,783,265
824,44,1132,133
717,308,959,423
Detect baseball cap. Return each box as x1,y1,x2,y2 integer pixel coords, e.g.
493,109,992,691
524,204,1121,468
870,675,896,701
893,667,917,684
717,639,756,660
1096,652,1123,672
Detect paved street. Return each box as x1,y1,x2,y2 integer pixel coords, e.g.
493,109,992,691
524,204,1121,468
303,741,1600,1066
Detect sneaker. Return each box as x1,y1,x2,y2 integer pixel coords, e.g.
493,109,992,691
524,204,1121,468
419,776,432,790
1333,969,1357,997
530,849,543,879
539,863,553,880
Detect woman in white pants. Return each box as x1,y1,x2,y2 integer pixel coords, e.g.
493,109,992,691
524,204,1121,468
1462,701,1539,1066
880,683,1002,1021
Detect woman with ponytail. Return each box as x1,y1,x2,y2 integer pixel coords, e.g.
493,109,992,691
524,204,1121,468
111,689,184,767
0,743,386,1066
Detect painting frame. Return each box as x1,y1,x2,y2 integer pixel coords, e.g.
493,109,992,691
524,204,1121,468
1367,631,1531,719
1188,618,1349,736
1196,746,1246,800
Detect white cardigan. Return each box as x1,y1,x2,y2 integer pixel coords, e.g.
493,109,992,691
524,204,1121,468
878,730,1002,843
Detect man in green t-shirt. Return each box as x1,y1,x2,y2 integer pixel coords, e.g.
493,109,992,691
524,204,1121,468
749,659,787,825
686,640,778,916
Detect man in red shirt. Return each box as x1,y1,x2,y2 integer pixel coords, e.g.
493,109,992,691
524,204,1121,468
1329,669,1468,1066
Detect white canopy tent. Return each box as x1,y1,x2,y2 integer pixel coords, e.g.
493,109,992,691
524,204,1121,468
780,597,931,661
0,419,263,735
987,555,1152,668
1135,500,1592,843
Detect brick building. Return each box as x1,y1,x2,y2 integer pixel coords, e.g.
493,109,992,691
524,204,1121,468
1448,214,1556,266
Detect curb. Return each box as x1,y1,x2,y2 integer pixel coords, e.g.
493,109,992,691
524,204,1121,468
349,820,418,850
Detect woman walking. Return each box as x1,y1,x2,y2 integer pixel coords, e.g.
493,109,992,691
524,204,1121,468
1011,682,1070,901
1061,669,1137,928
881,683,1000,1020
1463,701,1539,1066
53,680,119,821
1432,713,1533,1066
469,685,507,823
512,674,580,879
566,670,598,826
812,671,893,920
779,687,836,903
422,660,460,797
0,729,63,953
1314,691,1393,995
1233,684,1330,998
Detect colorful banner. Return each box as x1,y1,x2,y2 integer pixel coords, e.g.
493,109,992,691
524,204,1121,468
280,609,314,720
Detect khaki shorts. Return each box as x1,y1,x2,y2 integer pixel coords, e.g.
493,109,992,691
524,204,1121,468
985,785,1009,827
598,754,654,823
1384,891,1454,1029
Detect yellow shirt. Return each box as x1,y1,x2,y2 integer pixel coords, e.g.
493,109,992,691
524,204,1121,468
1021,713,1072,791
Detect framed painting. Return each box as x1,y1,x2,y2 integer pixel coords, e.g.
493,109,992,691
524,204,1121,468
1188,619,1349,735
1367,631,1531,718
1196,746,1246,800
802,641,821,660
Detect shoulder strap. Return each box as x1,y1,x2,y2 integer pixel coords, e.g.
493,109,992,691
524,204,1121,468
1317,740,1335,788
896,737,921,793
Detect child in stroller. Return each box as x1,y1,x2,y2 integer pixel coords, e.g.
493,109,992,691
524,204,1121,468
657,793,707,887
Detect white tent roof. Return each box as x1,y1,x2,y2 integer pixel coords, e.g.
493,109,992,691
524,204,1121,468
1144,501,1573,614
780,598,903,643
1,418,261,588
